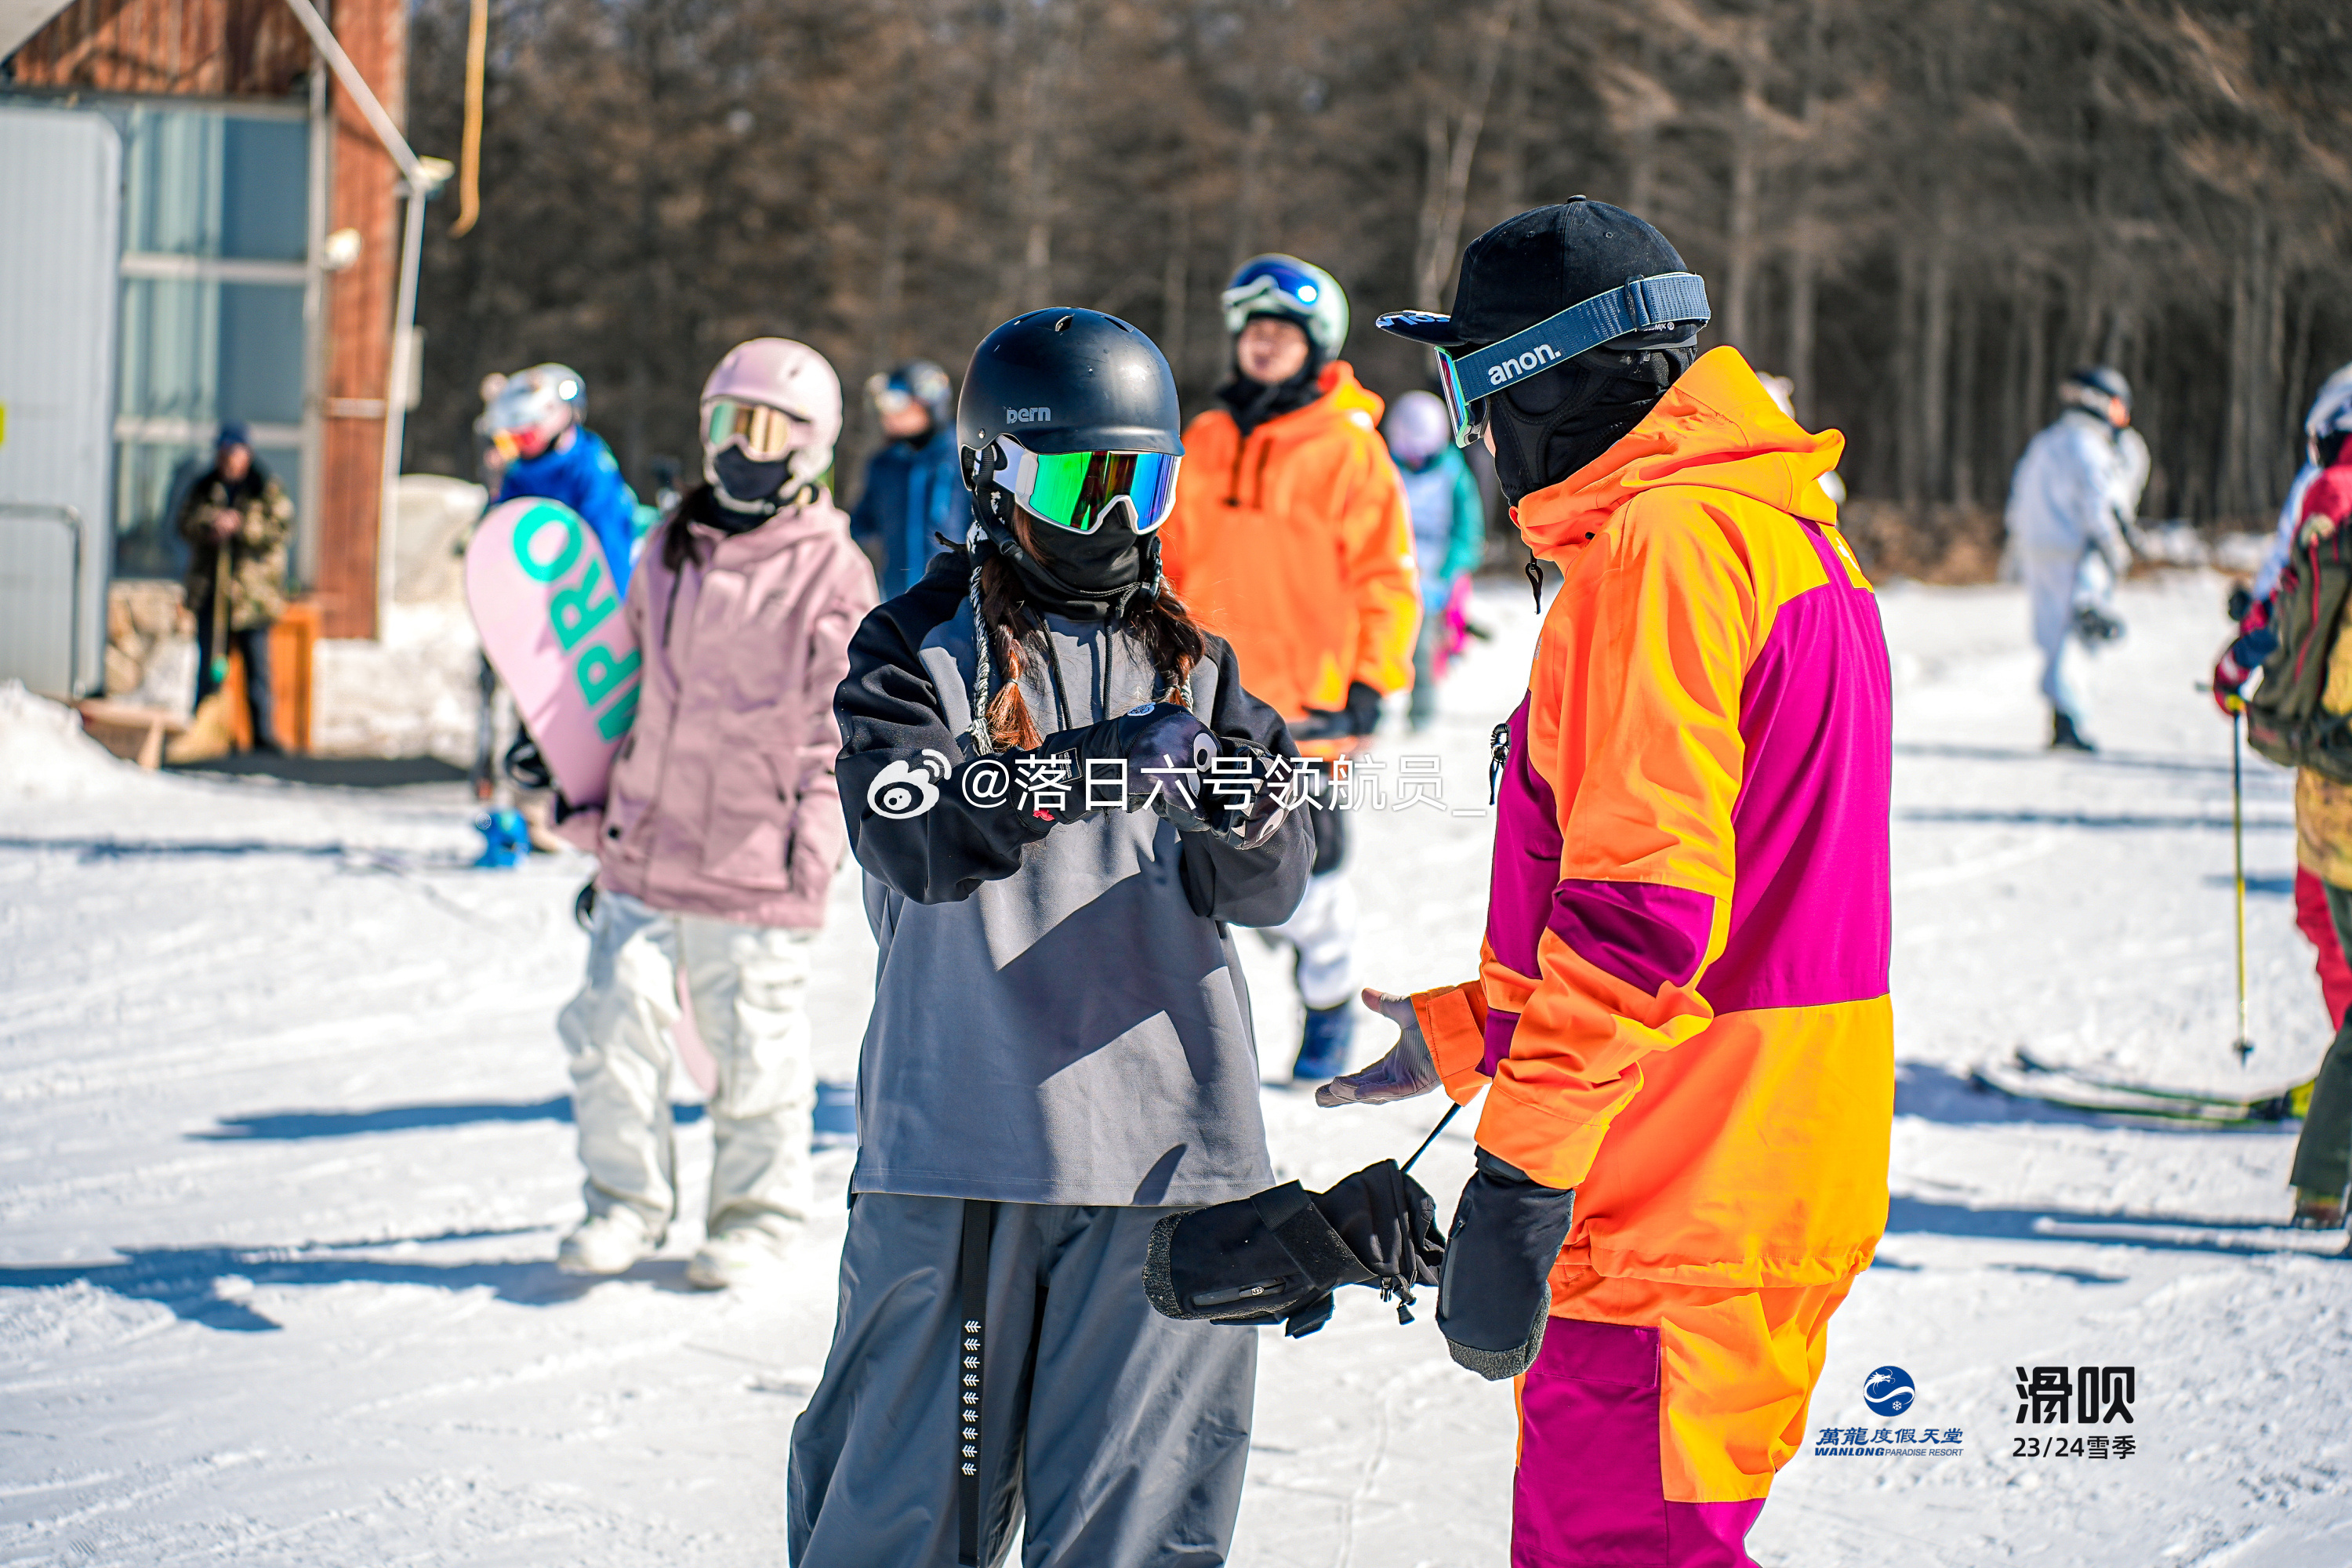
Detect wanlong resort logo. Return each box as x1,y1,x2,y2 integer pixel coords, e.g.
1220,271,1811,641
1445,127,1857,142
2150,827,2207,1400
1862,1365,1915,1417
1813,1365,1963,1458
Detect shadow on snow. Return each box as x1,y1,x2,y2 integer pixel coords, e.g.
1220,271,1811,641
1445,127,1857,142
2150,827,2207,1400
1896,808,2292,832
1893,1062,2297,1131
1892,741,2258,780
0,1226,697,1330
1882,1196,2340,1258
193,1098,703,1140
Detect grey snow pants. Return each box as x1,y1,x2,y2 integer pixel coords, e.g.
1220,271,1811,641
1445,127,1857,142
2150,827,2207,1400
786,1195,1257,1567
2292,884,2352,1199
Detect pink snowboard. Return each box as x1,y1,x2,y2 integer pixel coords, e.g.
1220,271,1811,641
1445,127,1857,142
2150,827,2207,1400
465,498,641,806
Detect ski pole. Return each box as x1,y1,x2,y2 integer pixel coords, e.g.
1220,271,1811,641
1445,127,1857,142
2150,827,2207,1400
1399,1101,1461,1175
2230,701,2253,1065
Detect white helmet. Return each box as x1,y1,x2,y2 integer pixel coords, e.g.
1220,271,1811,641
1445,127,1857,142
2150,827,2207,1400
1221,254,1349,361
699,338,842,505
2304,361,2352,460
1384,390,1451,468
484,363,584,459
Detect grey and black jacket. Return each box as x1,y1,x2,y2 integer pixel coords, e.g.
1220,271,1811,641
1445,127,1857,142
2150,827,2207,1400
835,547,1313,1207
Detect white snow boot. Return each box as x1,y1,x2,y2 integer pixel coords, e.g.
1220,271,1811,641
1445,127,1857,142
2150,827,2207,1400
557,1210,659,1276
687,1227,796,1290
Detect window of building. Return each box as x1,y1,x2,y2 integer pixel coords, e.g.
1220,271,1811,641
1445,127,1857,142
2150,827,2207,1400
109,103,308,580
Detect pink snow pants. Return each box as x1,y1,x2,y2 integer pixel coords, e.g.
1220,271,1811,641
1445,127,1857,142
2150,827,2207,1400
1512,1318,1766,1567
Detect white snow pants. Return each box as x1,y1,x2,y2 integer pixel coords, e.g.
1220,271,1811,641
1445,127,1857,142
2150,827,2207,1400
1262,867,1357,1011
557,888,816,1242
2023,544,2107,720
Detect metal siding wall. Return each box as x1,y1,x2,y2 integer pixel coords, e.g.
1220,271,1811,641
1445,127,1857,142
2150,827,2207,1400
0,104,119,698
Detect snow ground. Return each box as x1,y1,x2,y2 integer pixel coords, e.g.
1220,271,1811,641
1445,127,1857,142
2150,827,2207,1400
4,568,2349,1566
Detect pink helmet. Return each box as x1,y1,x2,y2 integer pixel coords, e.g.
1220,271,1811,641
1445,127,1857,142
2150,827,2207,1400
1384,389,1451,468
699,338,842,493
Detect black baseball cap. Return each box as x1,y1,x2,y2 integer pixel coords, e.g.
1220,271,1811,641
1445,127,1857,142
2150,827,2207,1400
1381,199,1690,352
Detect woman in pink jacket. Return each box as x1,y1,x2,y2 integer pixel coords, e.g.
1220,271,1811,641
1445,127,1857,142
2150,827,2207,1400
554,339,877,1288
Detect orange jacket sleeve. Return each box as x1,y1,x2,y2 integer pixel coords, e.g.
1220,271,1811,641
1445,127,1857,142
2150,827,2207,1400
1338,444,1421,696
1477,497,1754,1190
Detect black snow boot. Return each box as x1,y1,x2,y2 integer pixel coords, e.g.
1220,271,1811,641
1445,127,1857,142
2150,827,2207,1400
2051,711,2096,753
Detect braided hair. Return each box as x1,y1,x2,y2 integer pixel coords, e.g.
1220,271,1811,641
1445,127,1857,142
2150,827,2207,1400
964,512,1207,753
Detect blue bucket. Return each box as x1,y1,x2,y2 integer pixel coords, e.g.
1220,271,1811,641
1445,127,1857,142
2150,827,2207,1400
811,1079,857,1149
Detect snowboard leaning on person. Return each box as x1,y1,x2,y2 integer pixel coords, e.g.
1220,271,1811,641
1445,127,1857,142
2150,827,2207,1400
851,358,971,600
1327,201,1894,1568
2216,379,2352,1234
2003,365,2148,752
1157,253,1420,1084
550,339,877,1289
1385,388,1486,731
487,362,647,585
788,310,1314,1566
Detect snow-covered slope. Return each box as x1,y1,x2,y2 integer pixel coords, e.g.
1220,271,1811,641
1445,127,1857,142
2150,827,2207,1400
2,573,2346,1566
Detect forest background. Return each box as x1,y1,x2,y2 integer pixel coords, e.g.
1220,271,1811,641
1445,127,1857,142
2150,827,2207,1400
405,0,2352,576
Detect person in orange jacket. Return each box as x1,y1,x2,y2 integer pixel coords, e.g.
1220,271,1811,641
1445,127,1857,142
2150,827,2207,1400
1159,254,1421,1083
1323,201,1893,1567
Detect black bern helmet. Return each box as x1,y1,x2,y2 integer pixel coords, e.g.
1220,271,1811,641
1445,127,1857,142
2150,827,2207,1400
957,309,1184,489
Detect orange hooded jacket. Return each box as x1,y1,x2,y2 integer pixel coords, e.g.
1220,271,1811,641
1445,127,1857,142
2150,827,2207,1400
1412,347,1893,1291
1159,362,1421,729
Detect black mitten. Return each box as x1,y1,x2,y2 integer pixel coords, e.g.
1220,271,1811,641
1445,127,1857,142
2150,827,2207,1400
1143,1160,1445,1339
1436,1150,1576,1381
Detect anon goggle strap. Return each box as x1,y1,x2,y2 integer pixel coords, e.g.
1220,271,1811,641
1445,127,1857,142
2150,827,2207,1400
1382,272,1710,446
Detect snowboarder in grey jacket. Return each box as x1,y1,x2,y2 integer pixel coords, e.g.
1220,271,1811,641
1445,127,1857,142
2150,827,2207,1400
787,309,1314,1567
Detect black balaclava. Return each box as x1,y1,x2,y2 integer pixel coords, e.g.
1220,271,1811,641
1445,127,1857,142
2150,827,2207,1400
710,449,797,527
1217,314,1328,438
1486,334,1698,507
1379,199,1702,507
975,488,1160,620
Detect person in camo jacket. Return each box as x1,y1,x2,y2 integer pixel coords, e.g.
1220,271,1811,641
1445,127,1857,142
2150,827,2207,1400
175,421,294,751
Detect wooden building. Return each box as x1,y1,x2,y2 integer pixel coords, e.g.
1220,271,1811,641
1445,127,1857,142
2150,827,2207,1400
5,0,409,638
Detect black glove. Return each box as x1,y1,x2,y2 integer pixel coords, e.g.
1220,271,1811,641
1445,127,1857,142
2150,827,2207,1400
1179,739,1297,848
1436,1150,1576,1381
1144,1159,1445,1339
503,732,552,791
1294,681,1383,742
1041,703,1292,847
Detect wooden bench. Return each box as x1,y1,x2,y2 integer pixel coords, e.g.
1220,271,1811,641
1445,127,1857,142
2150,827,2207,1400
77,699,190,770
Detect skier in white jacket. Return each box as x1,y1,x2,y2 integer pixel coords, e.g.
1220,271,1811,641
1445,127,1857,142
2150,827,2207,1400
2005,365,2147,751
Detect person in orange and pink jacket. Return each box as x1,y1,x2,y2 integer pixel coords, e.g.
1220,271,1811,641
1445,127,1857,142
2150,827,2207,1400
552,339,878,1290
1321,201,1893,1568
1158,254,1421,1084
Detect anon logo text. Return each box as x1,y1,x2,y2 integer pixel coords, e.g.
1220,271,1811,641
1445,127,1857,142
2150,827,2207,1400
1486,342,1562,386
1004,406,1053,424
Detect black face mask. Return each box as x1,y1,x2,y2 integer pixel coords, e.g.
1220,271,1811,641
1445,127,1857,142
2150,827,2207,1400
977,492,1159,619
1486,343,1697,507
711,448,793,517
